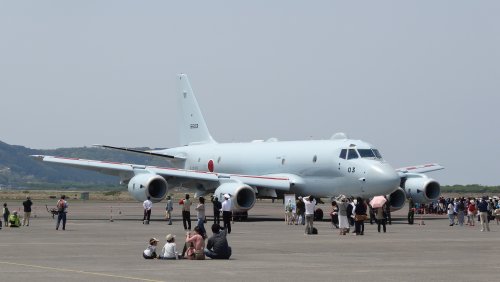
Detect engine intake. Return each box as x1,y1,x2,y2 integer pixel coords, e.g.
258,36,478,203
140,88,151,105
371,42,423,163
403,177,440,203
387,187,406,211
127,174,168,202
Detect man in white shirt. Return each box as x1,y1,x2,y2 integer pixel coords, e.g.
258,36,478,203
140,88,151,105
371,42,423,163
143,197,153,224
302,195,316,234
221,194,233,234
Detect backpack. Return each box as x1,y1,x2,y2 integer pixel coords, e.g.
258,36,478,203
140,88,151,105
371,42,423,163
57,200,65,212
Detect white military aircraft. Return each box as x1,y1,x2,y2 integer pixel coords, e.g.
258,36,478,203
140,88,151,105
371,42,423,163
33,74,443,215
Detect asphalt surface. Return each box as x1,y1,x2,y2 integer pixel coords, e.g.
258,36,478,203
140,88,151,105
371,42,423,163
0,200,499,282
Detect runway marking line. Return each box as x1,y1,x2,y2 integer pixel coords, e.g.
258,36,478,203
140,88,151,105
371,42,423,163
0,261,164,282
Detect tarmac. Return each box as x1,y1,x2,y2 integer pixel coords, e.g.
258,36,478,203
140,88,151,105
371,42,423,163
0,199,499,282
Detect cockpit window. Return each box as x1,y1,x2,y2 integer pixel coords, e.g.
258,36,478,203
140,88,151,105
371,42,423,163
339,149,347,159
358,149,376,158
372,149,383,159
347,149,358,160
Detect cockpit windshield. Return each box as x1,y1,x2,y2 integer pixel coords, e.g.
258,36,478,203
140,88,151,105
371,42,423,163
372,149,382,159
358,149,375,158
339,148,383,160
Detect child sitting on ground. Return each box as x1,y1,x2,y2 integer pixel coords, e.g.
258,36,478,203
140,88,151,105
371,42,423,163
143,238,159,259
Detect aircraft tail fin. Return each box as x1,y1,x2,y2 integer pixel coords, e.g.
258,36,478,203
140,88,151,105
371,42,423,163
178,74,216,146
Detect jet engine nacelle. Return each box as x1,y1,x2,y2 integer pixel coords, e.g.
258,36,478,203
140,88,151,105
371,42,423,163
127,174,168,203
403,176,440,203
387,187,406,211
213,182,256,211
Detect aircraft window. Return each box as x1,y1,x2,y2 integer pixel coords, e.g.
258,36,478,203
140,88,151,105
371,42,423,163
347,149,358,160
358,149,375,158
339,149,347,159
372,149,383,159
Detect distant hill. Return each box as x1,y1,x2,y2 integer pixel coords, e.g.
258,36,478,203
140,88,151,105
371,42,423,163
0,140,170,189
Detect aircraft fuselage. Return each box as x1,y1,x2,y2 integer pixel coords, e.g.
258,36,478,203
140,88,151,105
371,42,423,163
161,138,400,198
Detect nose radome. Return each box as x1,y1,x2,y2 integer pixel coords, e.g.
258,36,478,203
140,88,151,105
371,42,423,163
368,163,400,195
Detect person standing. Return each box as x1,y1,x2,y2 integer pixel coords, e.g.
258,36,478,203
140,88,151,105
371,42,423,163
375,205,387,233
337,196,349,235
165,196,173,225
296,197,305,225
22,196,33,226
143,196,152,224
385,201,392,225
456,198,465,226
353,197,367,235
330,200,339,229
447,200,455,226
56,195,68,230
467,200,477,227
408,198,415,225
182,194,192,231
3,203,10,227
478,197,490,232
302,195,316,234
346,198,354,228
221,194,232,234
212,196,221,225
195,197,206,237
285,199,293,225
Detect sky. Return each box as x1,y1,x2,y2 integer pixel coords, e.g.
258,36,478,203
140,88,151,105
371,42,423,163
0,1,499,185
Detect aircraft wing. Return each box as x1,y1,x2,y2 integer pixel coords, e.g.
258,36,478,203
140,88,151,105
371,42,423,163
31,155,292,190
396,163,444,175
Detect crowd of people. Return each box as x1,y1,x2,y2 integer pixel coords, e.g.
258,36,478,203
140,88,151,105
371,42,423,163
143,223,232,260
328,195,388,235
283,195,389,236
3,191,498,263
1,195,67,230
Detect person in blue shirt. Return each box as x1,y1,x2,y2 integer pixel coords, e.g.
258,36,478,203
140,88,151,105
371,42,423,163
477,197,490,232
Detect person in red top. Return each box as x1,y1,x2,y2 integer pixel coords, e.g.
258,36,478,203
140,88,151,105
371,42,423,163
467,199,477,227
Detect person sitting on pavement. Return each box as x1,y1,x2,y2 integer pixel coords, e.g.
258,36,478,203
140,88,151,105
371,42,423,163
159,234,181,260
184,226,205,260
204,223,231,259
8,211,21,227
143,238,159,259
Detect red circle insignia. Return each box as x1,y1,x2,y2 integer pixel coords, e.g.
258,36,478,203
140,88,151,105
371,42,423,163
208,159,214,172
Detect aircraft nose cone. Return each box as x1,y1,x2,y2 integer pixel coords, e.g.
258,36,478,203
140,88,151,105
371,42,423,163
368,164,400,194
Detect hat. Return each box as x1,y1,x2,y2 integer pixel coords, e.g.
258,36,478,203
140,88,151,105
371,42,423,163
149,238,159,244
13,211,17,215
165,234,175,241
224,193,230,198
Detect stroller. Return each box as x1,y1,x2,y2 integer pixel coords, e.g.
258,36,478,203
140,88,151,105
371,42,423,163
46,205,59,218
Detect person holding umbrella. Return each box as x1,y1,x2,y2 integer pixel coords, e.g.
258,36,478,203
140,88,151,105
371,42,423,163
370,196,388,233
